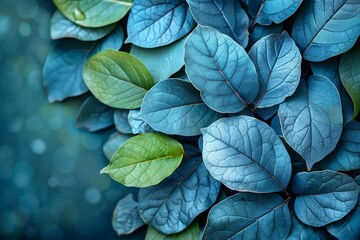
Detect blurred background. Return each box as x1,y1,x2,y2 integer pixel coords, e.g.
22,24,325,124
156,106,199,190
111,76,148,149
0,0,141,239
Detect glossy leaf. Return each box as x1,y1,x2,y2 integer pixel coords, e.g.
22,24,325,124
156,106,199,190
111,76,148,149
130,37,186,83
278,76,343,170
114,110,132,134
201,115,291,193
291,0,360,62
103,132,133,160
128,109,154,134
287,214,326,240
126,0,195,48
112,193,144,235
249,31,302,108
185,26,259,113
292,170,360,227
145,221,200,240
187,0,249,47
100,133,184,187
248,23,283,47
76,96,114,132
139,79,222,136
138,144,220,234
202,193,291,240
83,50,154,109
340,45,360,119
50,11,116,41
53,0,133,27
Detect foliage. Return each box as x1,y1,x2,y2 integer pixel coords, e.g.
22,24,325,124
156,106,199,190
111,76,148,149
44,0,360,239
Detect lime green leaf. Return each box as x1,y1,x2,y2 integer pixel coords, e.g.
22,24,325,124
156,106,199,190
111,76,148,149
145,221,199,240
53,0,133,28
101,133,184,187
83,49,154,109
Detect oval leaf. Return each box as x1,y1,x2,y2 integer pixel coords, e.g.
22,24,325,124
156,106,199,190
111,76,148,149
53,0,133,28
248,23,283,47
202,193,291,240
114,110,132,134
287,214,326,240
291,0,360,62
278,75,343,170
185,26,259,113
126,0,195,48
100,133,184,187
202,115,291,193
249,31,302,108
145,221,200,240
83,50,154,109
292,170,360,227
187,0,249,47
103,132,133,160
139,79,222,136
138,144,220,234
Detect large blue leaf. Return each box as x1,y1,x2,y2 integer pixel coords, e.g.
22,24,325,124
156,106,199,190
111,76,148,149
291,0,360,62
184,26,259,113
202,193,291,240
287,214,326,240
125,0,195,48
292,170,360,227
43,25,124,102
278,75,343,170
138,144,220,234
317,121,360,171
249,31,301,109
139,79,222,136
186,0,249,47
201,115,291,193
248,23,283,47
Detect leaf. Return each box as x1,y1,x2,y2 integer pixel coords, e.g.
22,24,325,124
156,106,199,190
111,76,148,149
281,138,308,175
187,0,249,47
53,0,133,28
103,132,133,160
340,45,360,119
114,110,132,134
317,121,360,171
292,170,360,227
50,11,116,41
249,31,301,109
138,144,220,234
248,23,283,47
291,0,360,62
271,115,282,136
100,133,184,187
83,50,154,109
139,79,222,136
125,0,195,48
244,0,303,25
145,221,200,240
278,76,343,170
112,193,145,235
201,115,291,193
130,37,186,83
255,104,279,120
184,26,259,113
287,214,326,240
202,193,291,240
43,24,124,102
76,96,114,132
128,109,154,134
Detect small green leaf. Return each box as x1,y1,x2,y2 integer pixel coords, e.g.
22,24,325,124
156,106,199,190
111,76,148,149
145,220,199,240
101,133,184,187
83,49,154,109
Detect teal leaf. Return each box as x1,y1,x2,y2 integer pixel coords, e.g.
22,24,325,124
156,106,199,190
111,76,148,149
145,221,200,240
248,23,283,47
287,214,326,240
103,132,133,160
114,110,132,134
128,109,154,134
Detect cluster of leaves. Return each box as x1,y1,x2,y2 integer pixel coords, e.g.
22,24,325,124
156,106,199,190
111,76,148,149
43,0,360,239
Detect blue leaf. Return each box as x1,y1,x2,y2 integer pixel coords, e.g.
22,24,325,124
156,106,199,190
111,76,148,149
202,193,291,240
138,144,220,234
126,0,195,48
139,79,223,136
249,31,302,109
112,193,145,236
201,115,291,193
281,138,307,175
271,115,282,136
128,109,154,134
278,75,343,170
317,121,360,171
186,0,249,47
287,214,326,240
292,170,360,227
76,96,114,132
43,25,124,102
248,23,283,47
255,104,279,120
113,110,132,134
103,132,133,160
244,0,303,26
185,26,259,113
291,0,360,62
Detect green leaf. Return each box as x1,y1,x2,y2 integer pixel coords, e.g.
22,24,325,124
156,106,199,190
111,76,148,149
145,220,199,240
340,45,360,119
101,133,184,187
53,0,133,28
83,49,154,109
